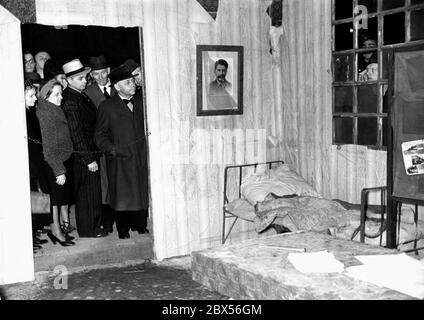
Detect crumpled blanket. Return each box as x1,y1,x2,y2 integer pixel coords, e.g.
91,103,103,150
253,196,355,233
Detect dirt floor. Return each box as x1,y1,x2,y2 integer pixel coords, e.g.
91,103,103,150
0,257,228,300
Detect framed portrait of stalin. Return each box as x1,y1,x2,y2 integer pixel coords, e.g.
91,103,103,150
196,45,243,116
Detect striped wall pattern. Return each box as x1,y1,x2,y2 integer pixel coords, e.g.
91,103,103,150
142,0,282,259
277,0,333,199
35,0,144,27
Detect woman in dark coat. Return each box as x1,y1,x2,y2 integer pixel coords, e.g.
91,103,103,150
25,80,50,250
37,80,75,246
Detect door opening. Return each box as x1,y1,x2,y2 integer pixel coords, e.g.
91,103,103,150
21,23,153,272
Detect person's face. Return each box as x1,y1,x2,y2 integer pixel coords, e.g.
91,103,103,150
214,64,227,82
67,73,88,91
25,87,37,107
55,74,68,89
362,40,376,60
24,53,35,73
366,63,378,81
47,85,63,106
115,77,136,97
91,68,110,86
35,52,51,70
132,67,142,87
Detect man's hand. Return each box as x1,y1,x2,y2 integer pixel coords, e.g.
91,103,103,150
56,174,66,185
88,161,98,172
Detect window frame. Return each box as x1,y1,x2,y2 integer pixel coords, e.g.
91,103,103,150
332,0,424,149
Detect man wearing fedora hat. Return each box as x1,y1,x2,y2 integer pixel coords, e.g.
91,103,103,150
84,55,117,233
123,58,143,89
95,64,149,239
61,58,107,238
84,55,116,107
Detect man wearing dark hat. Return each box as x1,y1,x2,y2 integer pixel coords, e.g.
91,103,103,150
84,55,116,234
123,58,143,89
84,55,116,108
95,65,149,239
61,58,107,238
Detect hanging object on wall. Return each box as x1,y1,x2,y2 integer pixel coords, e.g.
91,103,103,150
266,0,282,27
266,0,284,65
196,0,219,20
191,0,214,24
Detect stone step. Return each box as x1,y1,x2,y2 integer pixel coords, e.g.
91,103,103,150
34,231,154,272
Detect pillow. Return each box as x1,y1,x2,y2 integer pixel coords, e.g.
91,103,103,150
241,164,321,205
225,198,256,222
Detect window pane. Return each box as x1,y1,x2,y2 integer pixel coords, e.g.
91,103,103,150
334,117,354,144
411,9,424,41
358,0,377,13
335,23,354,50
382,48,391,80
334,53,353,81
358,85,378,113
358,117,377,145
334,86,353,112
335,0,353,20
358,50,378,80
382,117,388,147
383,0,405,10
382,84,389,113
412,0,424,5
384,13,405,44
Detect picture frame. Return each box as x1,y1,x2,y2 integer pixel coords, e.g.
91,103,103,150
196,45,244,116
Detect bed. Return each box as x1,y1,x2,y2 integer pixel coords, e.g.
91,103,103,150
222,161,423,247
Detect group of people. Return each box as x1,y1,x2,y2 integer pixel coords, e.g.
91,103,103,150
24,51,149,251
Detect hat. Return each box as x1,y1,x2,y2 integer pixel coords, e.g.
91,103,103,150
24,79,34,90
44,59,63,82
109,65,134,84
88,55,109,71
24,72,41,84
39,79,60,100
62,59,91,78
123,59,139,73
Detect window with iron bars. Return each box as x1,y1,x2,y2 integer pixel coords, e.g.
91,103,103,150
332,0,424,148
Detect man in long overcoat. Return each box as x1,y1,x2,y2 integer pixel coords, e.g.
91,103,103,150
95,65,149,239
61,58,107,238
84,55,117,234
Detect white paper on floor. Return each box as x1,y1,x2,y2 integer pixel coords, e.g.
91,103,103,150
287,250,345,273
345,253,424,299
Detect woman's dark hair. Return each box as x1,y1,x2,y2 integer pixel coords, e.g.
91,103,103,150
24,79,35,91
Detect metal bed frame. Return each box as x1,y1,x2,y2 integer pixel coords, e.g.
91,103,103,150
222,160,284,244
358,186,424,254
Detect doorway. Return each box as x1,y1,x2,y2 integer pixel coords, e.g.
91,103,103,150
22,23,153,272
